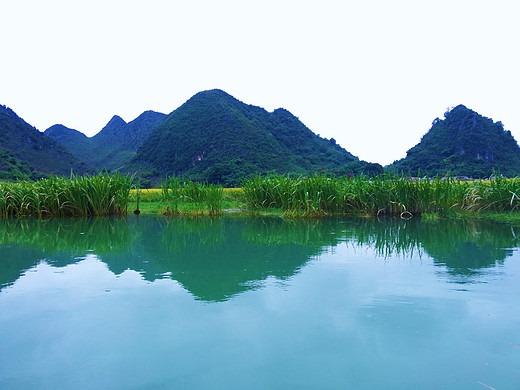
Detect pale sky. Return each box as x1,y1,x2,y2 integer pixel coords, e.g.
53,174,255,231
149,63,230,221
1,0,518,166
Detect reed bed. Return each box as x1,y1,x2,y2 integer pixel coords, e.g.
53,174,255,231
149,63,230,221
160,177,225,216
243,174,520,217
0,173,132,217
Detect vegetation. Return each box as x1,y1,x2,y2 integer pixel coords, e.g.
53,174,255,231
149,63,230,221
5,93,520,186
2,216,517,298
242,174,520,217
159,177,225,215
45,111,166,171
125,89,381,186
0,148,43,181
0,105,89,176
0,173,131,217
390,105,520,178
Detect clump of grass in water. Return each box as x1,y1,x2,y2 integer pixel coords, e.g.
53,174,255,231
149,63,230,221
161,177,182,215
205,184,224,216
159,177,224,216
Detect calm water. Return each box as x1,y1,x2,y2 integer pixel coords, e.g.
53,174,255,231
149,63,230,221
1,216,519,389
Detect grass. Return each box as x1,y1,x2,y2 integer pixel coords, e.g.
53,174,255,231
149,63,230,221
131,178,231,216
6,173,520,220
242,174,520,217
0,173,132,217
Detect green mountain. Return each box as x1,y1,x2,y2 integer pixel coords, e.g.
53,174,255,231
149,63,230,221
389,105,520,178
44,124,93,161
45,111,166,171
126,89,381,186
0,105,89,179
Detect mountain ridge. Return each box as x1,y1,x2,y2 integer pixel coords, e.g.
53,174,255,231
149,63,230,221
0,105,89,178
125,89,381,185
4,93,519,183
45,110,167,171
389,104,520,177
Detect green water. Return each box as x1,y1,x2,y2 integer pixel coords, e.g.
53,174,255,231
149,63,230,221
0,216,519,389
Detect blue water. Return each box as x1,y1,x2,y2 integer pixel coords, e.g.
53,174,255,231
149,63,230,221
1,217,519,389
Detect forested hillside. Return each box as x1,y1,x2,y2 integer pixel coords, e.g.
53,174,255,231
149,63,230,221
389,105,520,177
45,111,166,171
126,89,381,186
0,105,88,178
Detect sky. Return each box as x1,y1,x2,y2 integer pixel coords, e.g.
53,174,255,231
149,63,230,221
1,0,519,166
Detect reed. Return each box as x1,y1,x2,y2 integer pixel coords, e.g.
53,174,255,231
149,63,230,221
242,174,520,217
0,173,132,217
159,177,225,215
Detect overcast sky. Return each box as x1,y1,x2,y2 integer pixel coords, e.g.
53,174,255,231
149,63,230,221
1,0,518,166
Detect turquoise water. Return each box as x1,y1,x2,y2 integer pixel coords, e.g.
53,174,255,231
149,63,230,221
1,216,519,389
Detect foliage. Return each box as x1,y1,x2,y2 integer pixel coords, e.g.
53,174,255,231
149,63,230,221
389,105,520,178
0,148,45,181
44,111,167,171
243,174,520,217
160,177,225,215
0,105,89,176
125,90,378,186
0,173,132,217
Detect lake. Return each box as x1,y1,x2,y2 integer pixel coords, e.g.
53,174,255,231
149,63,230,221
1,216,519,389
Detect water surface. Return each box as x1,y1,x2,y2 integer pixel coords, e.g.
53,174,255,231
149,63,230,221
1,216,519,389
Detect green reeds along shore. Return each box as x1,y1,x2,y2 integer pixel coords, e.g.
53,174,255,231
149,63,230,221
242,174,520,217
0,173,131,217
4,173,520,219
159,177,225,216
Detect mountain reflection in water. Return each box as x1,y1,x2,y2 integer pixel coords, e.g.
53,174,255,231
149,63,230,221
1,216,518,301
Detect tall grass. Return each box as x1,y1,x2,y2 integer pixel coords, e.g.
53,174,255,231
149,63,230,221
243,174,520,217
0,173,132,217
160,178,224,216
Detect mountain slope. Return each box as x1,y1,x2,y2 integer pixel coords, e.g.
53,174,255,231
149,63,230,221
0,148,37,180
126,89,380,185
44,124,94,164
389,105,520,177
0,105,89,177
45,110,167,171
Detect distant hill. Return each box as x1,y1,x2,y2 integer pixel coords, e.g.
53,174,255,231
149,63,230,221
44,124,94,163
0,105,89,178
389,105,520,178
45,110,166,171
126,89,381,186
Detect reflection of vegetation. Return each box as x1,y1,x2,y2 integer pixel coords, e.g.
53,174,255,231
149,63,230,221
0,217,137,288
137,218,323,301
1,216,519,298
160,217,226,253
0,217,136,255
351,218,518,280
243,217,342,248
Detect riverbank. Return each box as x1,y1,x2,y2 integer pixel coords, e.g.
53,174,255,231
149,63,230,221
3,173,520,221
131,174,520,221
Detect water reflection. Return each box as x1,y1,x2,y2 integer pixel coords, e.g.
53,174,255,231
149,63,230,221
1,216,518,299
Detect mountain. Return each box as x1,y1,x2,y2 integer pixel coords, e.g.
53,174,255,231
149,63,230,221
389,105,520,178
45,110,167,171
44,124,94,162
0,105,89,178
126,89,381,186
